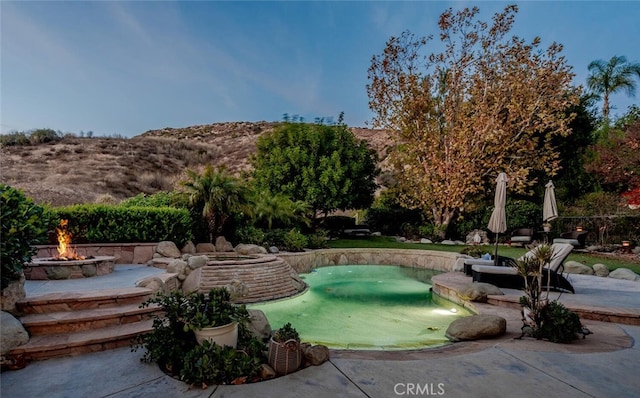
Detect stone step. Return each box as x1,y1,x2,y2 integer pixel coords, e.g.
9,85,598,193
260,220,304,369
19,303,161,335
16,287,154,314
8,320,153,362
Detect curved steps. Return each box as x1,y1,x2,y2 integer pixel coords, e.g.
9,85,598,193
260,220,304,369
184,255,306,303
8,288,157,365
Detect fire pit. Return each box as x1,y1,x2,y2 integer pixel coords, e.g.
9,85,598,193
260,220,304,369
24,219,116,280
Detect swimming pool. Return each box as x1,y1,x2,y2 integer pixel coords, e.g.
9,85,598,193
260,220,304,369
249,265,472,350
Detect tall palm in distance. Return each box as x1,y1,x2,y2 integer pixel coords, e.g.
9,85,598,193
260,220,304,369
181,165,251,243
587,55,640,121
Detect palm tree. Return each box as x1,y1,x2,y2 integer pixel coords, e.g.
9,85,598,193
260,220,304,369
181,165,251,243
252,191,310,230
587,55,640,121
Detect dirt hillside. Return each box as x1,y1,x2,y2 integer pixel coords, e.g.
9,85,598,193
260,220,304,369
1,122,393,206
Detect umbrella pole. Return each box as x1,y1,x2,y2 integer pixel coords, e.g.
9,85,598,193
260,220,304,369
494,233,499,266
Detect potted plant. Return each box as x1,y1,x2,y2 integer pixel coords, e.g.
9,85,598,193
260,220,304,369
181,288,250,348
268,322,302,375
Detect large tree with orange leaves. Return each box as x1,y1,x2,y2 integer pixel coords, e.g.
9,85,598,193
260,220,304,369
367,5,579,233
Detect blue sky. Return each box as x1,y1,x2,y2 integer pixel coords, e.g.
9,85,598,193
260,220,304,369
2,1,639,138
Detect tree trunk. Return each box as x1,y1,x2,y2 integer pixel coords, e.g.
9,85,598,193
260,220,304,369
431,207,456,239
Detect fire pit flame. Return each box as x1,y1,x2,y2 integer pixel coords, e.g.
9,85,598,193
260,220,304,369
55,219,86,261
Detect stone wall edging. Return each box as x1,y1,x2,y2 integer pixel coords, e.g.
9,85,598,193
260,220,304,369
277,248,460,274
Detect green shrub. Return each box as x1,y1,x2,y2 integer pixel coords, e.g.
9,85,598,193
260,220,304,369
0,184,50,289
0,132,29,147
538,301,584,343
120,191,189,208
283,229,307,252
306,230,328,249
47,204,193,246
233,225,265,245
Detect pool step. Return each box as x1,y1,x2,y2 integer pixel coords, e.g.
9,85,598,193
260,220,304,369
7,288,157,366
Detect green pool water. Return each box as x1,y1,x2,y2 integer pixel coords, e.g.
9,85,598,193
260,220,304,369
248,265,472,350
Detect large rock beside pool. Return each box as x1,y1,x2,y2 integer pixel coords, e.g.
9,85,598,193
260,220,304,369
564,261,594,275
459,282,504,303
1,311,29,356
235,243,268,255
247,309,271,340
215,236,234,252
608,268,640,281
156,241,181,258
592,263,610,277
445,314,506,342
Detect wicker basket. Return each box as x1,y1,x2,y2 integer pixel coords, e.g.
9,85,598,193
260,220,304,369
268,337,302,375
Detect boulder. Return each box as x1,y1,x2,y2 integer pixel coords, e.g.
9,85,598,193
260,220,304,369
466,229,490,245
441,240,455,245
303,344,330,366
196,243,216,253
268,246,280,254
420,238,433,244
156,241,181,258
1,311,29,355
247,309,271,340
235,244,267,255
592,263,610,277
563,261,594,275
259,364,276,380
608,268,640,281
459,282,504,303
1,274,26,313
445,314,506,342
181,241,196,255
166,259,188,277
187,255,208,270
215,236,234,252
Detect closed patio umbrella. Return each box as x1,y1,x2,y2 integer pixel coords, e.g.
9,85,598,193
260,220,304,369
543,180,558,223
488,172,508,265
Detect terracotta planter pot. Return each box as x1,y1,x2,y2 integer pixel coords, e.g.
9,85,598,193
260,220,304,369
268,337,302,375
193,322,238,348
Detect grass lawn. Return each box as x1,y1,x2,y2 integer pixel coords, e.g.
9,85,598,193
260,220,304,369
328,236,640,275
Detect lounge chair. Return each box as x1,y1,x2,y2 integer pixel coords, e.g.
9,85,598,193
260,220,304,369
470,243,575,293
553,230,588,248
462,243,546,276
509,228,534,246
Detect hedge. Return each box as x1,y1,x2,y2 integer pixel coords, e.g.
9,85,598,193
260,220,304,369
47,204,194,246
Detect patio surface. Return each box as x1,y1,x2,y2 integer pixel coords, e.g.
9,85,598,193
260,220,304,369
2,264,639,397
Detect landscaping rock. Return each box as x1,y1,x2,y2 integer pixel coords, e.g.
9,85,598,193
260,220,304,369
247,309,271,340
156,241,181,258
371,231,382,236
215,236,234,252
453,256,472,272
303,344,330,366
1,311,29,355
1,274,26,313
181,241,196,255
445,314,506,342
420,238,433,244
166,259,188,278
259,364,277,380
466,229,490,245
187,255,208,270
268,246,280,254
459,282,504,303
564,261,594,275
609,268,640,281
235,243,267,255
441,240,455,245
592,263,610,277
196,243,216,253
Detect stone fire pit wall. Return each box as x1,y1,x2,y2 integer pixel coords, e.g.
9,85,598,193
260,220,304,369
25,256,117,280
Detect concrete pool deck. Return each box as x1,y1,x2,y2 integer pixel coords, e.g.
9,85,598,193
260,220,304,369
2,264,640,397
